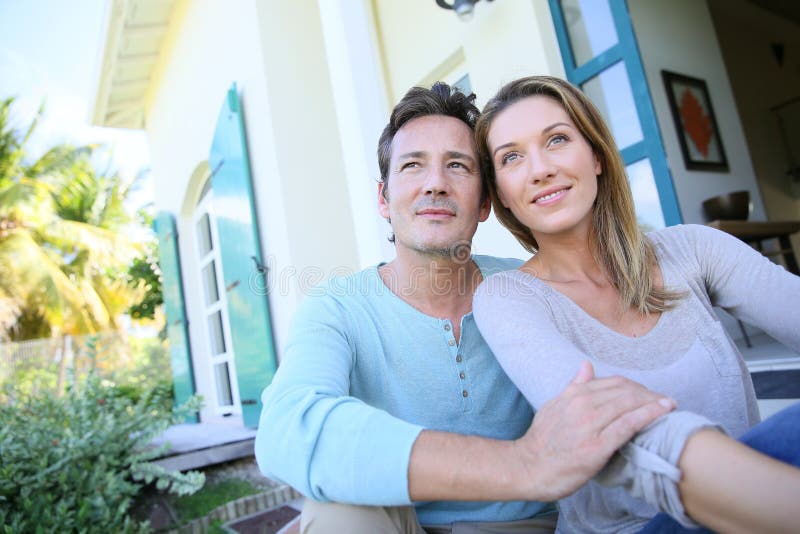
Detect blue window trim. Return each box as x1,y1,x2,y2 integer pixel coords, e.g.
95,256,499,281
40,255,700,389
548,0,682,225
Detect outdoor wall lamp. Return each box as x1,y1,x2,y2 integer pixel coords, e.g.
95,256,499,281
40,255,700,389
435,0,494,21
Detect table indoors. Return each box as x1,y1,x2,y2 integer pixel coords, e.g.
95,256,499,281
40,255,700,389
707,219,800,275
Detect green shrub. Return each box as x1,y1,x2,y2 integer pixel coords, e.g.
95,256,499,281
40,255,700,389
110,379,174,413
0,362,204,533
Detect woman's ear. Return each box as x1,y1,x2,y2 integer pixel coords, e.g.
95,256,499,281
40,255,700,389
594,153,602,176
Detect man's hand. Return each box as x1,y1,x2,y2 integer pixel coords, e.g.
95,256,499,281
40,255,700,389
512,361,676,501
407,361,674,502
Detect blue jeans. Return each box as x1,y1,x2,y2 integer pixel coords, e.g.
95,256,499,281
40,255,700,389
638,402,800,533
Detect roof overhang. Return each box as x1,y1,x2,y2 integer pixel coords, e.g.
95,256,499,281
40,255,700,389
90,0,179,129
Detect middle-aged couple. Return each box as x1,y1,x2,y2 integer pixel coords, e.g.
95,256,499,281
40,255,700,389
256,76,800,534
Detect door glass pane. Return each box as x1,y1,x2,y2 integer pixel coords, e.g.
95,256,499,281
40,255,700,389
214,362,234,406
201,261,220,306
208,310,227,355
197,213,213,256
560,0,618,66
626,158,666,231
582,62,644,150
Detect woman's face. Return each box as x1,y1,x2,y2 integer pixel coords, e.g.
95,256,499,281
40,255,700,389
487,95,601,241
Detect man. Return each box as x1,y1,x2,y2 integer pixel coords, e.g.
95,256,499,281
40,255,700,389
255,83,673,533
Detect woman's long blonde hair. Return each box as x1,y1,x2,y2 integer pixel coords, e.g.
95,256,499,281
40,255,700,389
475,76,681,313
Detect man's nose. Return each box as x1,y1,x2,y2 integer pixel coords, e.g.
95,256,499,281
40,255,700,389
423,165,449,195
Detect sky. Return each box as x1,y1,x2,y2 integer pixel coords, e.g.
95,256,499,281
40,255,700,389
0,0,152,205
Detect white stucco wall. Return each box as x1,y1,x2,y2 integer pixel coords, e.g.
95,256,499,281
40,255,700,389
317,0,396,267
372,0,565,260
629,0,767,224
144,0,361,417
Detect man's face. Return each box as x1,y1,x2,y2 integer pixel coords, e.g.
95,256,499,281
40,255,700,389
378,114,490,258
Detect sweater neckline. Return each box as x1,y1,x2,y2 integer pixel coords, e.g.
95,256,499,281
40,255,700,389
501,263,671,342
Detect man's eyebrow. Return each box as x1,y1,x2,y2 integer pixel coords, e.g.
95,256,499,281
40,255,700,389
445,150,476,163
396,151,426,160
491,122,574,158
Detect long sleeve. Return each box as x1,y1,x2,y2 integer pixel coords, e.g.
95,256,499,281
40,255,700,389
685,224,800,352
254,289,423,505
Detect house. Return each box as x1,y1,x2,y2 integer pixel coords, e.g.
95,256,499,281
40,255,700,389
91,0,800,429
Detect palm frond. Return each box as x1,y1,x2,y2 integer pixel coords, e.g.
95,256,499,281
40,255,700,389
0,229,89,335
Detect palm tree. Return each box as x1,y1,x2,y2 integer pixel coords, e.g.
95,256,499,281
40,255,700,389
0,97,143,341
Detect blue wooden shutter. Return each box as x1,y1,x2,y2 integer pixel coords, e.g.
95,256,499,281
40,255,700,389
209,84,277,428
154,211,198,423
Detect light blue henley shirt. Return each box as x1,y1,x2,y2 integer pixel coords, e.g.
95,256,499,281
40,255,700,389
255,255,553,525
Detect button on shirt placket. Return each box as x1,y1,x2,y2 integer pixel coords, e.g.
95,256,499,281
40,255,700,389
443,319,470,409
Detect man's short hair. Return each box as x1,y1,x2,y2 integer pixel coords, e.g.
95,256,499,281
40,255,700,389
377,82,480,200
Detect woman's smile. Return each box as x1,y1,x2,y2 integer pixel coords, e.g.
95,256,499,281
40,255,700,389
532,186,571,206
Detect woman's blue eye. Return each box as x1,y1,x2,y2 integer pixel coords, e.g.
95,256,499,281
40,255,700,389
500,153,518,165
550,134,568,146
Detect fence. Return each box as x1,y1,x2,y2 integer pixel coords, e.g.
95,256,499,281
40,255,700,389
0,332,170,399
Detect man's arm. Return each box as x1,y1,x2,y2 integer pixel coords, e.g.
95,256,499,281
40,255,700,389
255,292,424,505
409,362,675,502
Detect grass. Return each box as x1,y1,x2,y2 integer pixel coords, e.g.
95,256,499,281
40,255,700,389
171,478,260,523
207,519,228,533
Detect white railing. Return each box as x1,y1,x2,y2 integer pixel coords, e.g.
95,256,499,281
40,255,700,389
0,332,168,398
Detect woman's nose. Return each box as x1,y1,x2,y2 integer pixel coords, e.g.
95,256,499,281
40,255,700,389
527,151,556,184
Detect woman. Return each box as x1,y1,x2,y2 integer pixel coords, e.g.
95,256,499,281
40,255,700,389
471,75,800,534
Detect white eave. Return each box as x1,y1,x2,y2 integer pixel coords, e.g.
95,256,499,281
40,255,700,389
90,0,178,129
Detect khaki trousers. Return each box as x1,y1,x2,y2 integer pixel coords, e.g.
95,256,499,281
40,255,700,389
300,500,558,534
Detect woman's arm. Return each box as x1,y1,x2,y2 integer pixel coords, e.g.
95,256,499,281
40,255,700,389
474,270,800,531
688,224,800,351
678,427,800,534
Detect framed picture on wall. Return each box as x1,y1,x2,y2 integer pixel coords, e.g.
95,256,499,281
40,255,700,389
662,70,729,172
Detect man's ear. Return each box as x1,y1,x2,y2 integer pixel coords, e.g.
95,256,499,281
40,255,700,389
377,182,390,218
479,195,491,222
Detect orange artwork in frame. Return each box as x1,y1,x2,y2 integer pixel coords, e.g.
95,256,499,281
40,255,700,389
662,70,729,172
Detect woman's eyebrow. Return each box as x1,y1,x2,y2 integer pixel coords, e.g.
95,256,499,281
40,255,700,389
542,121,571,134
491,121,573,158
492,142,515,158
